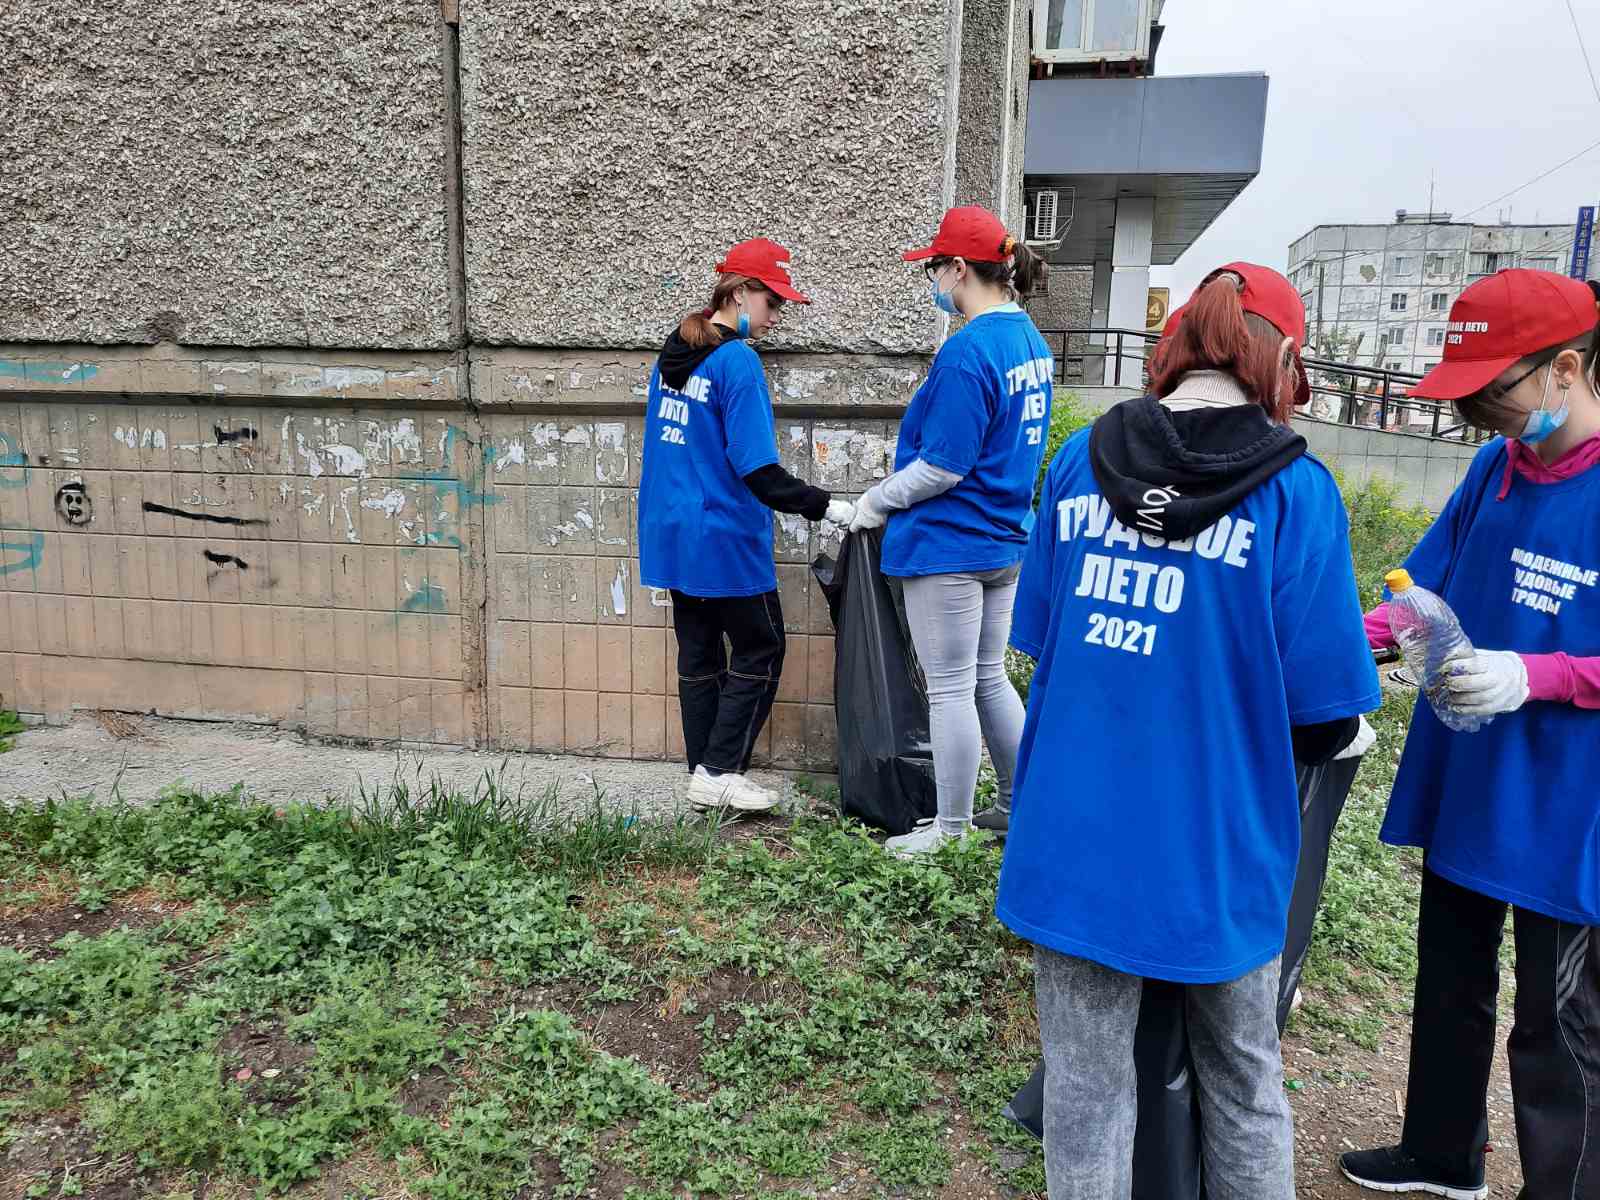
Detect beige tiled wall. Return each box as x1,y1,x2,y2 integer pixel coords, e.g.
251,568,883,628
478,413,896,769
0,400,480,746
0,346,915,771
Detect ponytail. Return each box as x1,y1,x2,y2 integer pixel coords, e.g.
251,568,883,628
677,274,763,347
1009,240,1049,302
955,235,1052,305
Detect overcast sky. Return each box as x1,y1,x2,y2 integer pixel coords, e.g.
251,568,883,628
1146,0,1600,305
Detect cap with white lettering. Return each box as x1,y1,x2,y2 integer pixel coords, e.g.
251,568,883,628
1409,269,1600,401
715,239,811,304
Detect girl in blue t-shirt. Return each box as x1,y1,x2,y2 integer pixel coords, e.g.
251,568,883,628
998,264,1379,1198
1338,271,1600,1200
638,239,855,815
848,205,1053,857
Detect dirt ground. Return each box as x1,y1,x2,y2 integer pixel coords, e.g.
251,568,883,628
1285,983,1523,1198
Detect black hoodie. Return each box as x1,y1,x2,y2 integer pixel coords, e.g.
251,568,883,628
655,325,832,520
1087,395,1306,542
1087,395,1357,762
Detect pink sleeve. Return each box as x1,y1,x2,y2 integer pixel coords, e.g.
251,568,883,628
1364,603,1397,650
1521,654,1600,709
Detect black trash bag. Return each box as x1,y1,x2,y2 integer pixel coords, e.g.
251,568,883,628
1004,748,1365,1200
810,529,937,836
1279,753,1362,1029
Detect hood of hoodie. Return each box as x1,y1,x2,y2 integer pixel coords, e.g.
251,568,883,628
658,324,739,391
1087,395,1307,541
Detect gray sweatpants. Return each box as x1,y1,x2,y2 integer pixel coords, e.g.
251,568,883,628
901,567,1027,835
1033,947,1296,1200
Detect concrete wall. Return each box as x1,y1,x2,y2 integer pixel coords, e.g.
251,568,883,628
0,0,457,349
954,0,1030,231
1296,418,1479,511
0,1,1026,765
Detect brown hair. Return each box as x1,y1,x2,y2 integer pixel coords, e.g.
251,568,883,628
927,237,1050,304
678,274,775,347
1454,320,1600,432
1147,273,1298,423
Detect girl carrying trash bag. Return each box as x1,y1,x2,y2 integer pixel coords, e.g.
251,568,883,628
639,239,854,813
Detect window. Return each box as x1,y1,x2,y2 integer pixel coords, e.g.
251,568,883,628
1036,0,1153,60
1390,293,1408,311
1425,253,1451,275
1430,292,1449,312
1469,252,1502,276
1387,362,1403,372
1525,255,1559,272
1386,326,1407,346
1392,256,1415,274
1427,329,1446,347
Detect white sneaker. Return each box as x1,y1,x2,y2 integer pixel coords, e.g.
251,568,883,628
686,766,779,813
884,818,954,859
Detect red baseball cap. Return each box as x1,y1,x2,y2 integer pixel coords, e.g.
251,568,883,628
1409,269,1599,401
1159,263,1311,406
716,238,811,304
903,205,1017,264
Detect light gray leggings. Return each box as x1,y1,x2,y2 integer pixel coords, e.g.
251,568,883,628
901,566,1027,835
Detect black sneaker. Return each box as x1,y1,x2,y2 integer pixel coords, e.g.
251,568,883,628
1339,1145,1487,1200
972,807,1010,835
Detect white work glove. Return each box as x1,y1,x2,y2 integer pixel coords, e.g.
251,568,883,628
824,499,856,527
1334,714,1377,760
848,486,889,532
1446,649,1530,717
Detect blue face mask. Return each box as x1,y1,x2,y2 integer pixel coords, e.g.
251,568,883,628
930,271,960,316
1517,367,1570,445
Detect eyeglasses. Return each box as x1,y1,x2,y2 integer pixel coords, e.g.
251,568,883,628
1492,360,1545,395
923,260,956,283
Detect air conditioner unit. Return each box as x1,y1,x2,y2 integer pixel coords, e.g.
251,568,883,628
1026,187,1073,248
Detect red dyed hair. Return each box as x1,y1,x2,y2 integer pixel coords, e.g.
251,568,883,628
1147,273,1298,424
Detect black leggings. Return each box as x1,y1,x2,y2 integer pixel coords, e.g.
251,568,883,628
670,589,785,775
1401,866,1600,1198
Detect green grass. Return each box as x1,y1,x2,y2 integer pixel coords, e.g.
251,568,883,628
0,709,24,753
0,780,1044,1198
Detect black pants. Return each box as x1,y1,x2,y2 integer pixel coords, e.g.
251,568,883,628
1402,866,1600,1198
670,589,785,776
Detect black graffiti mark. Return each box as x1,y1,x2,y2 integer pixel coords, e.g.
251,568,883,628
55,481,92,526
214,424,259,443
203,550,249,569
142,501,266,527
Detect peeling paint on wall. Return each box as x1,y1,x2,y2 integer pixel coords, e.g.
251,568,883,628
0,360,99,384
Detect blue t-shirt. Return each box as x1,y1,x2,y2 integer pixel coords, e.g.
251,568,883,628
1380,438,1600,924
995,427,1381,983
881,307,1053,577
638,340,781,598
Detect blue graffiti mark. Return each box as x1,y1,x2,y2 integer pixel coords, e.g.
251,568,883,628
422,530,463,548
398,425,498,531
0,360,100,385
0,530,44,577
400,579,448,613
0,432,27,488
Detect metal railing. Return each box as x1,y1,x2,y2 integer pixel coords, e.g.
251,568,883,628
1037,326,1493,444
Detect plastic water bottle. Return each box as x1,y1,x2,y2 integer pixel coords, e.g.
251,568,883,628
1385,569,1488,733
